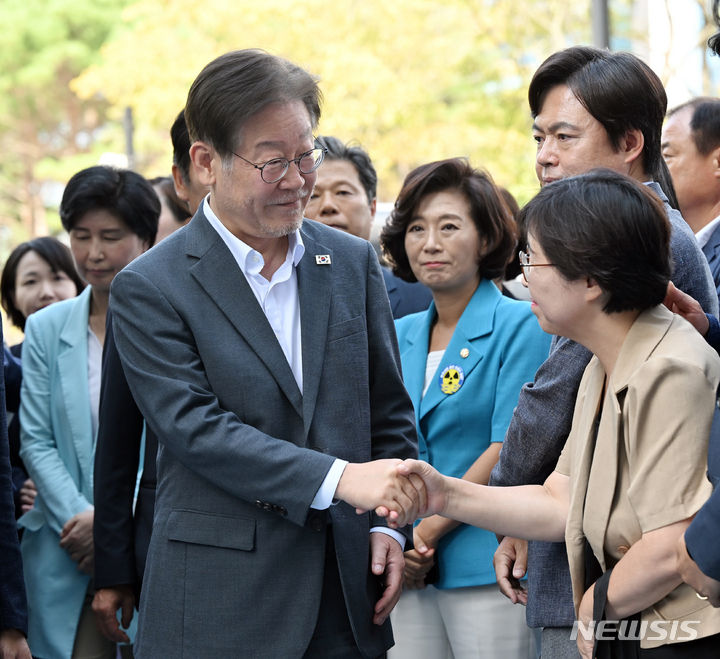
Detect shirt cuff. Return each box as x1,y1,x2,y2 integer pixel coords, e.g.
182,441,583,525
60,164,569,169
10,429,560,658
310,459,348,510
370,526,406,550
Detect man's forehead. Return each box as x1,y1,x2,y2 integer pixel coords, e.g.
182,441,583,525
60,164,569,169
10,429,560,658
316,159,363,187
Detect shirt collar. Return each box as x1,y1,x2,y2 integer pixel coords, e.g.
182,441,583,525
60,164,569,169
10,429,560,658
696,214,720,249
202,197,305,275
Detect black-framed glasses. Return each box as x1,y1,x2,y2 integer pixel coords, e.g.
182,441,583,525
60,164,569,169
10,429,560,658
518,250,554,282
231,146,327,184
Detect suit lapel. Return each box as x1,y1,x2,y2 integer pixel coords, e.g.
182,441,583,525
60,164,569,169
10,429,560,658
418,280,498,420
187,213,303,418
702,223,720,287
57,288,94,494
297,230,332,437
400,310,434,411
382,268,401,316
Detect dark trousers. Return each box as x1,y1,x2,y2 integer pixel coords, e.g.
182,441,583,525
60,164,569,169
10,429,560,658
302,531,386,659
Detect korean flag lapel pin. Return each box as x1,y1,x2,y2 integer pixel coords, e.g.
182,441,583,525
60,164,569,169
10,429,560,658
315,254,331,265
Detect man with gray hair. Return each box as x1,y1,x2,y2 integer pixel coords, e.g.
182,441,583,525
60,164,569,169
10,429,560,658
110,50,420,657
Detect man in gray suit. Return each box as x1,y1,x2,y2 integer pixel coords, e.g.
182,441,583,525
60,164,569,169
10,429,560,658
110,50,420,657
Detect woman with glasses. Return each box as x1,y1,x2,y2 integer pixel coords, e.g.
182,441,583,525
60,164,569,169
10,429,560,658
398,169,720,658
18,166,158,659
380,158,551,658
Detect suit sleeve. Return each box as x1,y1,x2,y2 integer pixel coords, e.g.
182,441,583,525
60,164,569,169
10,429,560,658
110,268,336,527
93,312,143,590
0,328,28,634
685,484,720,580
489,336,592,487
19,314,91,534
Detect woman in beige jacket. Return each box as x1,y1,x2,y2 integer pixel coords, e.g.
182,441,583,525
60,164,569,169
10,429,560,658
395,169,720,658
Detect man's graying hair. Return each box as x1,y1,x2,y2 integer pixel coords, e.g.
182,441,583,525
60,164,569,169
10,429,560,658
185,50,322,160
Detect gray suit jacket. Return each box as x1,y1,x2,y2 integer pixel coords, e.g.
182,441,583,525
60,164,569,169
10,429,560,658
110,212,417,658
489,183,719,628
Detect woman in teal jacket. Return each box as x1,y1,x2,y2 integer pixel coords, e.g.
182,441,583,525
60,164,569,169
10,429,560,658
381,159,550,658
18,166,158,659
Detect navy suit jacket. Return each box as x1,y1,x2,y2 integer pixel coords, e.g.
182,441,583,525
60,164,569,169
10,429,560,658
93,312,155,595
702,221,720,301
382,266,432,319
685,223,720,580
0,323,28,634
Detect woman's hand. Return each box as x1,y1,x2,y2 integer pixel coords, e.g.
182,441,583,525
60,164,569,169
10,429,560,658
403,525,436,589
578,583,595,659
59,509,94,573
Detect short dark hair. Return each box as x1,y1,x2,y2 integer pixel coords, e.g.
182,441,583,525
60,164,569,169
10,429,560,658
518,169,671,314
380,158,515,282
667,97,720,155
185,50,322,160
498,186,522,280
149,175,192,226
1,237,85,329
59,166,160,247
315,136,377,204
171,110,192,184
710,0,720,57
529,47,670,195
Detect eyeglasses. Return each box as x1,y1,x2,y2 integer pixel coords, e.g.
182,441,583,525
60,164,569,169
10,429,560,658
518,250,554,282
231,146,327,184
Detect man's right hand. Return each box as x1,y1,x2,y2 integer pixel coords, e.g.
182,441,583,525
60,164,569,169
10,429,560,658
91,585,135,642
337,459,425,527
493,536,528,605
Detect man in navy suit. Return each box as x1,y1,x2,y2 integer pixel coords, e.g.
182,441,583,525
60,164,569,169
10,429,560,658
0,323,31,659
663,97,720,300
306,136,431,319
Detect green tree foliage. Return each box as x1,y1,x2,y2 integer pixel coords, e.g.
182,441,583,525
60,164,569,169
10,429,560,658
0,0,128,242
74,0,603,205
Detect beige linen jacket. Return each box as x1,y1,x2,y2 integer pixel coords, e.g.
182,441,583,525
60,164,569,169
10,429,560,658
556,305,720,649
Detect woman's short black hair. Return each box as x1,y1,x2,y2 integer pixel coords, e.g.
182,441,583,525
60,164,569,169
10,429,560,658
1,237,85,329
518,169,671,314
380,158,515,283
59,166,160,246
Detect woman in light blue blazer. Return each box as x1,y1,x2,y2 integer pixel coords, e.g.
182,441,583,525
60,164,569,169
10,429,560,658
19,166,158,659
381,159,551,658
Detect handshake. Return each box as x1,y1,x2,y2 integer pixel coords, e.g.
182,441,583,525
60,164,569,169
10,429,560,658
335,458,448,528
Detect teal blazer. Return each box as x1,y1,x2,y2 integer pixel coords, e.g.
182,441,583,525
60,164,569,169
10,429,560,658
395,279,551,588
18,287,95,659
